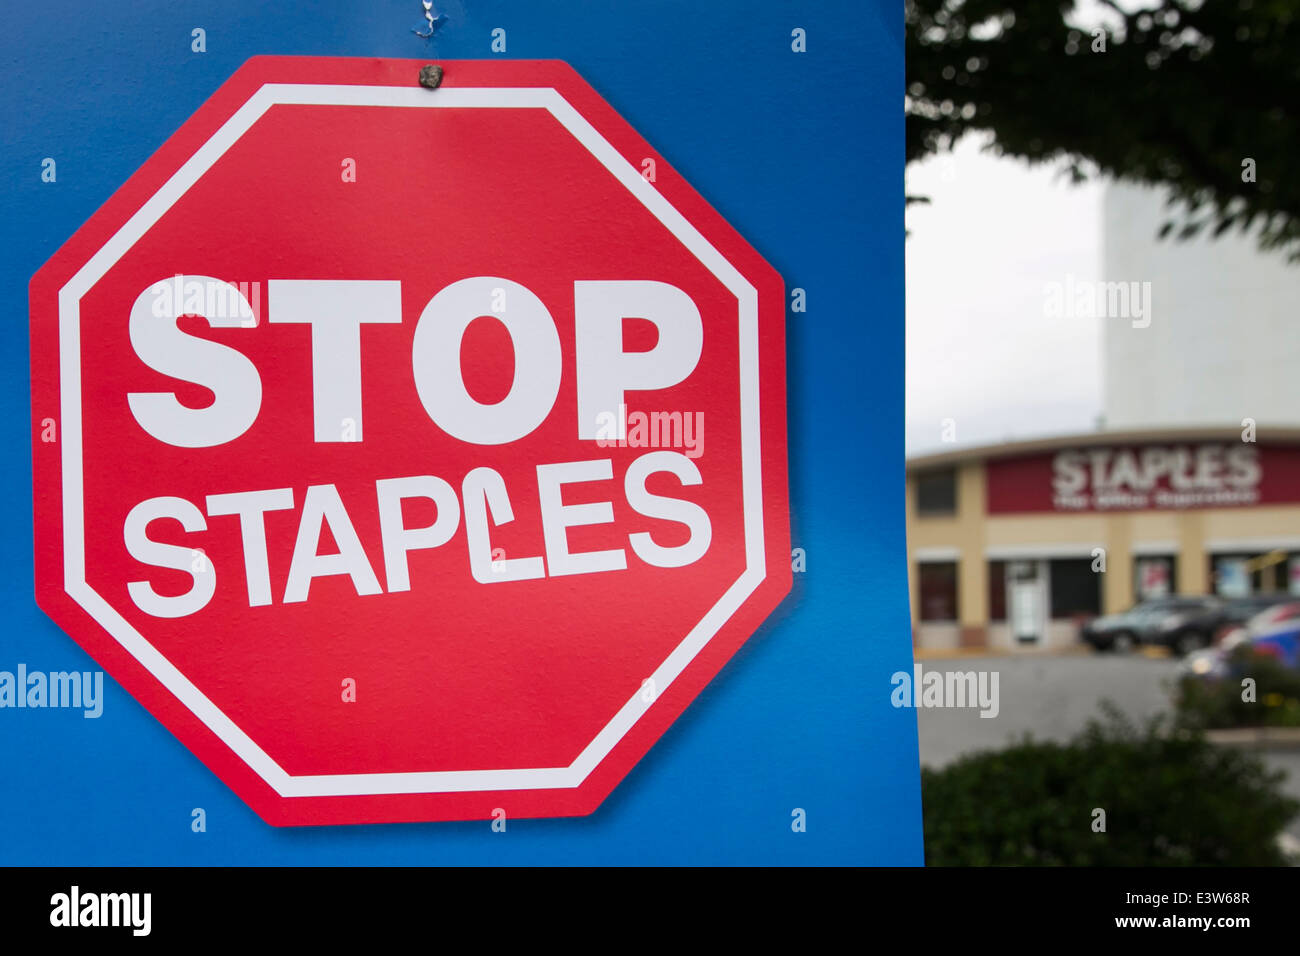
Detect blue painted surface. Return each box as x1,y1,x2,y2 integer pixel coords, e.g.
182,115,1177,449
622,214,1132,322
0,0,918,864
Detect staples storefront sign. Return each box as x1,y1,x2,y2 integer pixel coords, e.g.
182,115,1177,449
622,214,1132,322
986,443,1300,514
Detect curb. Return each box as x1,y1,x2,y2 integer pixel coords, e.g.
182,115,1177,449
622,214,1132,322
910,644,1178,662
911,645,1096,661
1206,727,1300,749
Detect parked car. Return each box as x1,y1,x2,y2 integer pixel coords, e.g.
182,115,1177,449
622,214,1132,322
1182,604,1300,679
1142,596,1230,655
1081,597,1180,652
1220,594,1296,630
1207,597,1299,648
1081,596,1227,656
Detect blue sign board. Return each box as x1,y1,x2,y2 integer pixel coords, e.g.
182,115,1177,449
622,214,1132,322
0,0,917,864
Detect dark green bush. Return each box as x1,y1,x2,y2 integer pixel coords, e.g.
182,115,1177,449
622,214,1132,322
922,707,1299,866
1174,646,1300,729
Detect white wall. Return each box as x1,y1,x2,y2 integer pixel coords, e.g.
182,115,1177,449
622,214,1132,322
1102,182,1300,430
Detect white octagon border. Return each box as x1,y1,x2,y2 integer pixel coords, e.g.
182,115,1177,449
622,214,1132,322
57,84,765,798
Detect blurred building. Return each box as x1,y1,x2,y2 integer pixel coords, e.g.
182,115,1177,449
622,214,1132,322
908,183,1300,652
1102,182,1300,430
907,428,1300,651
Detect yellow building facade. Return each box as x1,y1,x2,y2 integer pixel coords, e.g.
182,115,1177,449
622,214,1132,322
906,428,1300,652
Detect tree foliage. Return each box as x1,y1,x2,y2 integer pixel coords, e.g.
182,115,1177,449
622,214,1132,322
906,0,1300,257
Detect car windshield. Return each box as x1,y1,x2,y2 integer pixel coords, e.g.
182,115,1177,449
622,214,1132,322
1130,601,1177,618
1130,598,1217,618
1248,602,1300,630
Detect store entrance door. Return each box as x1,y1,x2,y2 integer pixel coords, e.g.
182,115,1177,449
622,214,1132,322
1007,560,1047,646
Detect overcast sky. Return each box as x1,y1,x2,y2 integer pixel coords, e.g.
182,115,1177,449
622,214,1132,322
905,135,1106,457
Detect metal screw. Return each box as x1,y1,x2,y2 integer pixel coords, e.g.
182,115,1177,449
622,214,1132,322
419,64,444,89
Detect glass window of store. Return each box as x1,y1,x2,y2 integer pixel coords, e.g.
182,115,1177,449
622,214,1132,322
915,468,957,517
1134,555,1178,601
918,561,958,621
1049,558,1101,618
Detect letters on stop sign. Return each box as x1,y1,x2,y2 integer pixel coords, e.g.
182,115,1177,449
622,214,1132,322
123,274,712,617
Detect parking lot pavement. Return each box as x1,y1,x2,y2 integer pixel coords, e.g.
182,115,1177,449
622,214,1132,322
915,651,1300,844
915,653,1184,768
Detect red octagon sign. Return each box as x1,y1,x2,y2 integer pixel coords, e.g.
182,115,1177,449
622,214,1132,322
29,57,790,826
